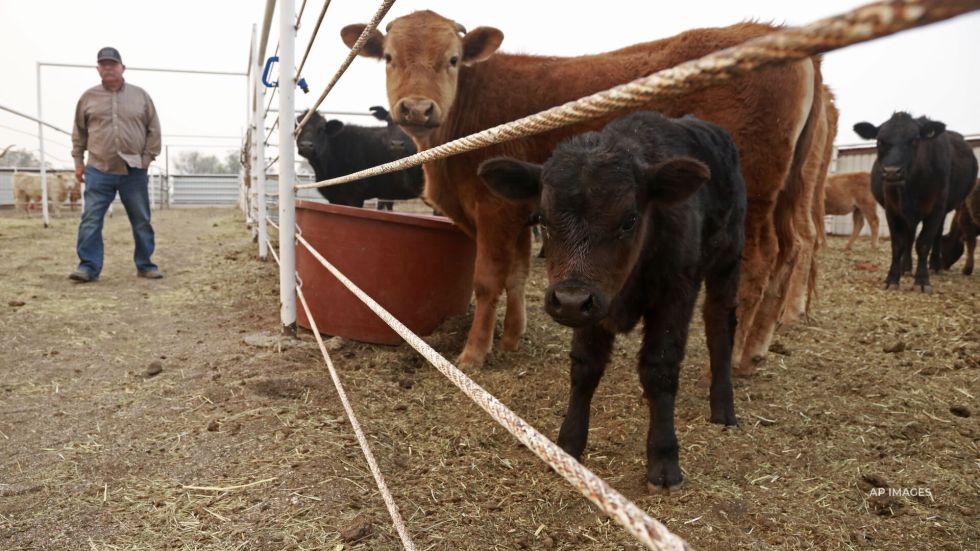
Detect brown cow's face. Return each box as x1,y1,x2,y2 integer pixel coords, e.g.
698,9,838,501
341,11,503,139
478,148,707,328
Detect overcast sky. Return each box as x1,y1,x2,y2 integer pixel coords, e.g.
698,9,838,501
1,0,977,171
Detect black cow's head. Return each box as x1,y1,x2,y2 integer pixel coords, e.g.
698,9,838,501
853,112,946,185
295,110,343,159
370,105,415,156
478,137,708,327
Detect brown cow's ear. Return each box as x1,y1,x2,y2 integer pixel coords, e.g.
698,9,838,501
478,157,541,202
341,24,385,59
642,157,710,205
462,27,504,65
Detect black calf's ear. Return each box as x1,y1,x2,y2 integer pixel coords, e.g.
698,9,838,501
324,120,345,136
919,120,946,140
478,157,542,201
642,157,710,205
853,122,878,140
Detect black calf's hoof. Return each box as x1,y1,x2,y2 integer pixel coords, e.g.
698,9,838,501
884,282,900,290
646,458,683,493
647,478,683,495
709,408,738,427
916,284,933,294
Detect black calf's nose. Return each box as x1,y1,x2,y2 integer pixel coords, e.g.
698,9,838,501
547,287,597,325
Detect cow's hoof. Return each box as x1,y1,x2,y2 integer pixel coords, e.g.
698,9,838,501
964,267,974,276
733,357,762,378
455,352,485,370
884,282,900,290
916,284,933,294
646,474,683,495
498,335,521,352
709,408,738,427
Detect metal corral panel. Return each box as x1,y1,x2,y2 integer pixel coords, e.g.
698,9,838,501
825,138,980,238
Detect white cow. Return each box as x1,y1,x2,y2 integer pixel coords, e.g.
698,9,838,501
12,172,78,218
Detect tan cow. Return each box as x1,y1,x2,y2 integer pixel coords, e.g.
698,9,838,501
342,11,829,372
12,172,78,218
823,171,880,251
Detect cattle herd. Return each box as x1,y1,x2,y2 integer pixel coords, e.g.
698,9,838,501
280,10,979,491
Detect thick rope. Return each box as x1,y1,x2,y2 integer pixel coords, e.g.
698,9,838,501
294,0,396,136
295,286,417,551
267,222,417,549
294,233,692,551
297,0,979,191
295,0,332,81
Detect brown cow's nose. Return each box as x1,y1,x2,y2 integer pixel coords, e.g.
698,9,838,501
396,97,438,127
546,285,599,327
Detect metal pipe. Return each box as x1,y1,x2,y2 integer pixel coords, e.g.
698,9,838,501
0,103,72,135
36,62,50,227
253,24,269,261
39,62,245,77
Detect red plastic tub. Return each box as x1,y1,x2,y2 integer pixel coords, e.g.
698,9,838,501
295,200,475,345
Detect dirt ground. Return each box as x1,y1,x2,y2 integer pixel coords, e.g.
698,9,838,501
0,206,977,550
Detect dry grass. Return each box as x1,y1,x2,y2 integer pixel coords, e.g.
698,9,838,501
0,207,977,550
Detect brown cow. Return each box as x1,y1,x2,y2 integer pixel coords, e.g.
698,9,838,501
342,11,826,372
823,172,880,251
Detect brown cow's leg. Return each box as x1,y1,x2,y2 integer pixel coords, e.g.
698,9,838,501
458,233,508,369
846,209,864,251
963,225,976,275
500,227,531,351
867,207,880,251
732,203,777,377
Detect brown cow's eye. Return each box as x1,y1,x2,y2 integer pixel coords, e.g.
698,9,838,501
384,53,393,64
449,56,459,68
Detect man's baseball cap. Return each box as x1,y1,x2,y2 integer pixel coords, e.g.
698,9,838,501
97,47,122,64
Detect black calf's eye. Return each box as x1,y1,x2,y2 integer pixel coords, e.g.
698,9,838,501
620,214,638,234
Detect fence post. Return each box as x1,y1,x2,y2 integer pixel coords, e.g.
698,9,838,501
278,0,297,336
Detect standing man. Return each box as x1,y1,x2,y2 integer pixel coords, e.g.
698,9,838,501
70,47,162,282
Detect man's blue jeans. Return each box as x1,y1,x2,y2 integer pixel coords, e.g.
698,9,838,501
75,166,157,278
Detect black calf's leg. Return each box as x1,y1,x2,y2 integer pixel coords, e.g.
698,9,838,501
638,287,697,491
557,325,615,461
703,260,740,426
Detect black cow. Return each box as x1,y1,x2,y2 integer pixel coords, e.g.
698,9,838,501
295,107,424,209
854,112,978,292
478,111,745,492
941,181,980,275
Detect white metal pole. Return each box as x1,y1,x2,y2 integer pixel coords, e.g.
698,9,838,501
36,62,50,228
278,0,297,336
253,25,269,261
